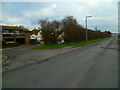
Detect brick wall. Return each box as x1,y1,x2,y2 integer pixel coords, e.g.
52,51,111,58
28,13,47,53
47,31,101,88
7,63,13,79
0,27,2,41
0,31,2,41
25,31,31,44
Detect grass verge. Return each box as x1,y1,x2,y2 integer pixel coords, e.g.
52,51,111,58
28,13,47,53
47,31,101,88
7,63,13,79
32,37,110,49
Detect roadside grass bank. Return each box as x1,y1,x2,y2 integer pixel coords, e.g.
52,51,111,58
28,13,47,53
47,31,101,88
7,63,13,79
32,37,110,49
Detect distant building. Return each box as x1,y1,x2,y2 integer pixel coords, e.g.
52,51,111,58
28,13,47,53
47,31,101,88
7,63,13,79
0,25,31,44
112,33,118,37
57,32,65,44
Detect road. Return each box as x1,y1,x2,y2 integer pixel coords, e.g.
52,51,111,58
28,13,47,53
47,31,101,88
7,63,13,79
3,37,118,88
2,44,76,72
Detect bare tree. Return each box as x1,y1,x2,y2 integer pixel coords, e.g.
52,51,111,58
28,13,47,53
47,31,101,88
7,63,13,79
39,19,62,44
39,16,110,44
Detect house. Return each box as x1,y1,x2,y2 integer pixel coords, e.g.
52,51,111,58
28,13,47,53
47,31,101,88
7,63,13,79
0,25,31,44
30,29,42,43
57,32,65,44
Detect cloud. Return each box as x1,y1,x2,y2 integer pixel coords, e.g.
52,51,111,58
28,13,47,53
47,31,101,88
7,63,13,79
1,2,118,32
4,17,30,27
52,4,57,8
2,0,119,2
24,5,55,18
2,3,58,30
7,18,20,23
22,4,57,29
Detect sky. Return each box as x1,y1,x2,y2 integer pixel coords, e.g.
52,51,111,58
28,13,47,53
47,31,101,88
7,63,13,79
1,0,119,33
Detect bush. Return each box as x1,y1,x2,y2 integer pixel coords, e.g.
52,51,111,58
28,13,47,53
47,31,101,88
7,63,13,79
14,42,19,47
2,41,19,48
2,40,6,46
30,39,36,44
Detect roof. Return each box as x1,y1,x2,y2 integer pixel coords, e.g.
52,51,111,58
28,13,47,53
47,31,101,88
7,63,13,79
0,25,29,31
31,29,41,35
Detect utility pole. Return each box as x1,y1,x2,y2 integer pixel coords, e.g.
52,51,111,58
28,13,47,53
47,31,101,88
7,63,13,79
85,16,92,41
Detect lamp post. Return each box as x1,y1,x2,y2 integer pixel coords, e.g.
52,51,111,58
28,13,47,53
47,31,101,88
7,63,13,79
85,16,92,41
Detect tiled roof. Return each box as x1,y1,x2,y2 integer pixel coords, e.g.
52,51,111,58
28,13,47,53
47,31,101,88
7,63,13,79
0,25,29,31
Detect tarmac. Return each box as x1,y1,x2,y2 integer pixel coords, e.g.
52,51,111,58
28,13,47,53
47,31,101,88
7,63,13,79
2,44,76,72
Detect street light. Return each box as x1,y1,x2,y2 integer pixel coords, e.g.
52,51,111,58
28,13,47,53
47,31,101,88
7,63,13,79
85,16,92,41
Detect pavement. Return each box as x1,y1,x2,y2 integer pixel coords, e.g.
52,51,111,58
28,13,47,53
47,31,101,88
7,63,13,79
2,37,118,88
2,44,77,72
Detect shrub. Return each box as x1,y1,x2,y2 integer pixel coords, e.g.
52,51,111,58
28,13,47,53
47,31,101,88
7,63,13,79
2,41,19,48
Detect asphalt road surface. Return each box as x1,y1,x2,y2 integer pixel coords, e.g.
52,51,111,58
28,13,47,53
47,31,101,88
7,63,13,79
3,37,118,88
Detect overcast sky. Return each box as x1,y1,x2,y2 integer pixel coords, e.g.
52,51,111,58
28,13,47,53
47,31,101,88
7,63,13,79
1,0,118,33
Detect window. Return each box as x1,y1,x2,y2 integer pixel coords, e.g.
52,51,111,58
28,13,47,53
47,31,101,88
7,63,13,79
3,30,9,33
15,30,20,36
3,34,14,37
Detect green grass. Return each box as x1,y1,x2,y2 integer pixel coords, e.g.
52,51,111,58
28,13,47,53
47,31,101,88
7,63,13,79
32,37,110,49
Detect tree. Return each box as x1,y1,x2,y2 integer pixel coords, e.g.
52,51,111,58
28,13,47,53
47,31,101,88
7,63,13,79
39,19,62,44
104,30,112,37
62,16,84,43
39,16,109,44
107,31,112,37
